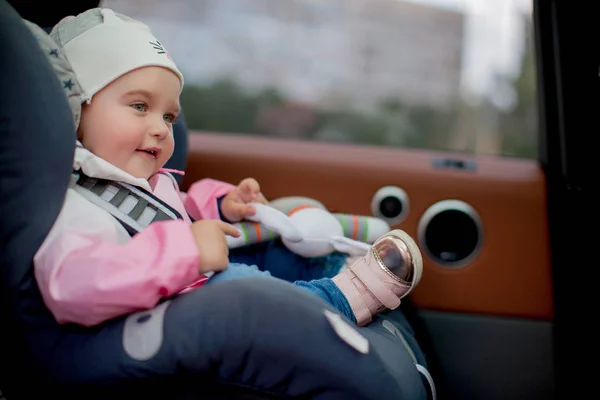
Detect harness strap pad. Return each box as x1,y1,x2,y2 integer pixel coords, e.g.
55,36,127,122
72,171,183,236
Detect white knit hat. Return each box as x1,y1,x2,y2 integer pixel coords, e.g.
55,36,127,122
50,8,183,106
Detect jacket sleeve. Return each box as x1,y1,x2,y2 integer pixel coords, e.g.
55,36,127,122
34,216,201,327
183,178,236,221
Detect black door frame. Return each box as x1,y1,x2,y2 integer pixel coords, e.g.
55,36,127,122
535,1,595,398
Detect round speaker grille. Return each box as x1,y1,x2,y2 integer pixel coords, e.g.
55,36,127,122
418,200,483,267
371,186,409,225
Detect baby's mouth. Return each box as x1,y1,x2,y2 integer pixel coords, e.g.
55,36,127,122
136,148,161,159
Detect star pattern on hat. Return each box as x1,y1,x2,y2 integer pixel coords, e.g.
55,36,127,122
49,49,59,57
63,79,74,90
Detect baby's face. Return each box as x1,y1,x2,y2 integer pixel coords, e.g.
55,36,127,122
78,66,181,180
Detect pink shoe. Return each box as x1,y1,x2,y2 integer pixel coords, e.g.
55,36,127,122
332,229,423,326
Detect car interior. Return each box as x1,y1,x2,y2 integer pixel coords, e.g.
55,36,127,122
0,0,592,399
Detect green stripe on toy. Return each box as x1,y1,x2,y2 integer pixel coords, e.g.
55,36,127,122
334,214,388,244
339,213,348,233
240,222,250,244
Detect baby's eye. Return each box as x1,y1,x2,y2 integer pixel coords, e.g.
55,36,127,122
163,113,177,123
131,103,147,112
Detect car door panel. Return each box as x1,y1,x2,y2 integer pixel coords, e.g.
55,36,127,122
182,132,553,320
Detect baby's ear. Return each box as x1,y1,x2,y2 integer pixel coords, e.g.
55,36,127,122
23,19,83,129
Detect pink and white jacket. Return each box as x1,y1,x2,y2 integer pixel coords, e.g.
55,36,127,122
34,144,235,327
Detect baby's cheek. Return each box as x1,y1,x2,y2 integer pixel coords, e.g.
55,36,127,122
164,136,175,157
160,147,174,167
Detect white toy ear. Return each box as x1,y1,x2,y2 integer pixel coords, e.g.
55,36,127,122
329,236,371,256
245,203,303,242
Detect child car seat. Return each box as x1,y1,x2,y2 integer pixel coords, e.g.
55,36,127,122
0,1,433,398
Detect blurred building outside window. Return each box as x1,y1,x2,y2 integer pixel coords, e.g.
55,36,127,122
103,0,538,159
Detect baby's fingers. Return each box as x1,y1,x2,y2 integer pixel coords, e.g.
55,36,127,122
217,221,241,238
238,178,261,201
254,192,268,204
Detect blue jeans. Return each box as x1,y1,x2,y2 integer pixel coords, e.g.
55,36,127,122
206,240,356,323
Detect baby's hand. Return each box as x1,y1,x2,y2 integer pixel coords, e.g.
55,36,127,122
220,177,268,222
190,220,240,273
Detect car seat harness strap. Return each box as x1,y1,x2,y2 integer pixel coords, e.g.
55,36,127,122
72,171,183,236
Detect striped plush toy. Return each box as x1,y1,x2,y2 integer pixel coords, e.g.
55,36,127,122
226,196,391,258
